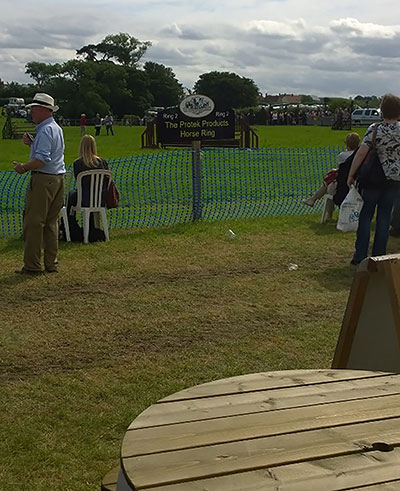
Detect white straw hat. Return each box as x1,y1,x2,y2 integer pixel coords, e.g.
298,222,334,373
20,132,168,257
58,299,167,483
25,93,59,112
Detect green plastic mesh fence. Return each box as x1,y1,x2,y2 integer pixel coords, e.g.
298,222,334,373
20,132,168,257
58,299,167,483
0,146,343,238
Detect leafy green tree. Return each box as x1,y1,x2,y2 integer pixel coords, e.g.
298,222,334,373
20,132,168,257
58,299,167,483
22,32,189,118
96,62,134,116
193,71,259,108
328,97,351,112
25,61,61,87
0,81,36,99
143,62,184,107
301,95,314,104
43,60,110,117
125,67,154,116
354,95,381,108
77,32,151,67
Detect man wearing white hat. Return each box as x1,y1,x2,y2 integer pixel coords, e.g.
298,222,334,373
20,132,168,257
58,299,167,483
13,93,66,274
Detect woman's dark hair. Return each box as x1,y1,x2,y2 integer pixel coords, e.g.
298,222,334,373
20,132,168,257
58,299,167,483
380,93,400,120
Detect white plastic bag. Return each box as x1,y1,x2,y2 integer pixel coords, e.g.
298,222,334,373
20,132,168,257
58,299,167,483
337,186,364,232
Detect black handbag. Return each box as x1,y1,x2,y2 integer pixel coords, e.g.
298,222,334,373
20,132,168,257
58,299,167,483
357,124,387,189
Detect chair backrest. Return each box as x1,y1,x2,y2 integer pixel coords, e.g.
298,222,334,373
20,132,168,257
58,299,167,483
75,169,113,209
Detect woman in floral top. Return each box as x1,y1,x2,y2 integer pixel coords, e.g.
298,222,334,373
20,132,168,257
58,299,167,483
347,93,400,265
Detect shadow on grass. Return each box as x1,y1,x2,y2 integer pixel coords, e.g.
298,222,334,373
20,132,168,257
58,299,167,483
0,237,22,252
308,221,341,236
0,271,45,287
312,265,355,292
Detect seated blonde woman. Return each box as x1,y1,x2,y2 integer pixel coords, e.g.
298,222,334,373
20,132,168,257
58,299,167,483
65,135,109,241
303,132,360,219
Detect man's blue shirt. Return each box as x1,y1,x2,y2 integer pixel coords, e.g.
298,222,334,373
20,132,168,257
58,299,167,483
30,116,66,174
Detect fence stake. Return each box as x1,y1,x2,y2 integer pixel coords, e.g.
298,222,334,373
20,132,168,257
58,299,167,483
192,140,202,221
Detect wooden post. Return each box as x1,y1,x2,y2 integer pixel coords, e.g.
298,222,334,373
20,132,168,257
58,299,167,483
191,140,202,221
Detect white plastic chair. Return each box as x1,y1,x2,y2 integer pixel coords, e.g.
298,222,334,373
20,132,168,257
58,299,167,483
320,193,334,224
60,205,71,242
71,169,112,244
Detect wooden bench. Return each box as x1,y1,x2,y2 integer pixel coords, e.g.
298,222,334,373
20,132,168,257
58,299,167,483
12,123,36,139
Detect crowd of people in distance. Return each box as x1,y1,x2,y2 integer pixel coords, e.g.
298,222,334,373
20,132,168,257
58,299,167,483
331,107,351,130
80,112,114,136
48,112,115,135
246,106,334,126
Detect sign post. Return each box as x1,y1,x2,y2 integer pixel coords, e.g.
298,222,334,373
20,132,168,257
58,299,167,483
156,95,235,146
191,140,202,221
156,95,235,221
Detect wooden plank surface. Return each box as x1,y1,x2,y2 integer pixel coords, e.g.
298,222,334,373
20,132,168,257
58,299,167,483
348,482,400,491
159,370,386,402
141,449,400,490
123,393,400,457
121,370,400,490
123,418,400,488
128,374,400,429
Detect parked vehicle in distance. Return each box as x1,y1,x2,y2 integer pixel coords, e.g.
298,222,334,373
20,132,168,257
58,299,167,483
351,108,381,125
144,106,164,123
4,97,26,117
8,97,25,106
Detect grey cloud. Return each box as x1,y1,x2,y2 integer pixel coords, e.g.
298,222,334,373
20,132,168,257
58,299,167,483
243,29,331,55
310,52,400,74
0,9,110,51
1,3,400,98
159,23,215,40
144,44,198,67
329,18,400,58
161,21,330,58
344,37,400,58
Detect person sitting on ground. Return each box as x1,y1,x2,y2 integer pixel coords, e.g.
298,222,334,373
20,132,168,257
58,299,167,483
64,135,109,242
303,132,360,219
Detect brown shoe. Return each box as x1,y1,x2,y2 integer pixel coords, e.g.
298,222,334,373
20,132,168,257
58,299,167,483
15,267,44,275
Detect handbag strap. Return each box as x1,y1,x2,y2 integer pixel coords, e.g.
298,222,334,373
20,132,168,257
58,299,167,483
371,123,378,150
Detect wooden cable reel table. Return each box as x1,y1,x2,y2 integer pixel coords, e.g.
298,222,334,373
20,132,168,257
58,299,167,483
117,369,400,490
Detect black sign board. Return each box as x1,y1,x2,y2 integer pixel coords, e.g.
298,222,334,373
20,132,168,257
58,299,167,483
157,104,235,144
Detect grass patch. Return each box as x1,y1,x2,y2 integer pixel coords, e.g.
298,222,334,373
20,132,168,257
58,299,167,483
0,113,367,171
0,115,372,489
2,213,398,490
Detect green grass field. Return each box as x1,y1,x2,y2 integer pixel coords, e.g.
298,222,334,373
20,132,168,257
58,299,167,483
2,112,361,239
0,113,367,170
0,214,380,491
0,117,375,490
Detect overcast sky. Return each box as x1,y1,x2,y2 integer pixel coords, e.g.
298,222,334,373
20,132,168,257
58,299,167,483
1,0,400,98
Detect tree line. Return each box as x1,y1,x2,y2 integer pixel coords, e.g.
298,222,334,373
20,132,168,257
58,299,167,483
0,32,260,119
0,32,380,119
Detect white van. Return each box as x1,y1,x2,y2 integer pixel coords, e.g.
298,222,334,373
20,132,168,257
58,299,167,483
351,108,381,125
8,97,25,106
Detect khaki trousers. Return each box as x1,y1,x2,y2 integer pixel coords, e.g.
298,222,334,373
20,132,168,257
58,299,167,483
23,173,65,272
